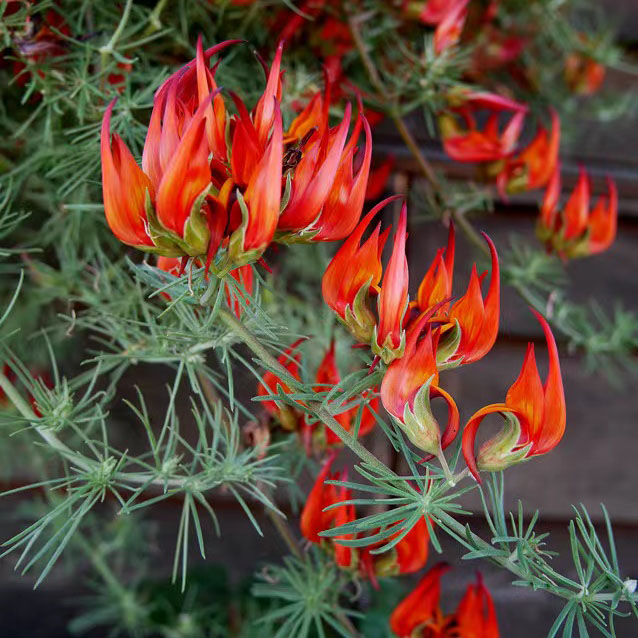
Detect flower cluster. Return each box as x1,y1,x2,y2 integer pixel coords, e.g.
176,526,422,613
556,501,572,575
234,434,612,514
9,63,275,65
537,166,618,258
100,39,371,269
322,196,516,471
390,563,499,638
256,339,378,452
300,454,430,586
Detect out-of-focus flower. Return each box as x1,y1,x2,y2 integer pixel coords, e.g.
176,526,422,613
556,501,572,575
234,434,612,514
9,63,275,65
389,565,500,638
380,313,459,459
537,165,618,258
389,563,452,637
373,203,409,363
565,52,605,96
496,109,560,196
107,62,132,93
454,573,500,638
225,265,255,318
359,517,430,580
256,338,305,431
9,8,70,89
322,198,395,344
404,0,470,53
0,364,17,406
439,91,527,163
366,155,395,201
470,25,526,76
412,227,500,367
303,341,378,449
300,453,339,544
462,310,566,482
302,455,431,581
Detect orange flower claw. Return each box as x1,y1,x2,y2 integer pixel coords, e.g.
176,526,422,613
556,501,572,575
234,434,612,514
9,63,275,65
462,310,566,482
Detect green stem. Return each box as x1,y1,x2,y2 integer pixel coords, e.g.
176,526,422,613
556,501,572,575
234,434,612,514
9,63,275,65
216,308,395,477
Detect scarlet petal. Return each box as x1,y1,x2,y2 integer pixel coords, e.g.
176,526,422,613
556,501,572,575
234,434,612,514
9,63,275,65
461,403,509,483
101,100,154,247
300,453,338,543
156,116,210,237
242,104,284,253
531,310,566,456
455,575,500,638
380,316,439,419
505,343,544,437
588,177,618,254
464,233,500,363
394,516,429,574
563,167,590,240
389,563,450,638
376,202,409,350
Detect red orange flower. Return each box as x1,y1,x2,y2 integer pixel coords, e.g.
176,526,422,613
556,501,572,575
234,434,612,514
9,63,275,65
276,106,373,243
380,313,459,459
304,341,378,448
455,573,500,638
256,338,305,431
439,91,527,163
374,203,409,363
390,566,500,638
496,109,561,196
413,228,500,367
300,453,340,544
565,52,605,96
390,563,452,638
537,166,618,258
101,40,238,257
462,310,566,482
322,198,395,343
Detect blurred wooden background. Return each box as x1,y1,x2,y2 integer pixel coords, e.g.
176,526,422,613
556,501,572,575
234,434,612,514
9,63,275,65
1,1,638,635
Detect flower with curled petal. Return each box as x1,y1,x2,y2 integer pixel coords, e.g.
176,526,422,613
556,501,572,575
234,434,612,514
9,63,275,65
537,165,618,258
462,310,566,483
380,312,459,460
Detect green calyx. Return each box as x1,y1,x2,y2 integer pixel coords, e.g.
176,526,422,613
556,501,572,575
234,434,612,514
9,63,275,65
342,281,377,345
371,325,406,365
143,186,212,258
227,189,264,267
435,319,462,370
477,410,531,472
395,376,440,457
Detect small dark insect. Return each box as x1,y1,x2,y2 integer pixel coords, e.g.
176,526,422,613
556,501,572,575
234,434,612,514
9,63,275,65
282,148,303,172
282,126,318,172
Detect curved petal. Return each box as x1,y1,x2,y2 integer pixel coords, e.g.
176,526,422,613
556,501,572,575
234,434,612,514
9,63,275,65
313,115,373,241
563,167,590,240
389,563,450,638
588,177,617,255
376,202,409,350
449,264,485,358
300,453,338,543
462,233,500,363
278,103,351,231
531,310,566,456
101,100,154,246
461,403,511,482
505,343,544,437
431,384,460,451
242,103,283,252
